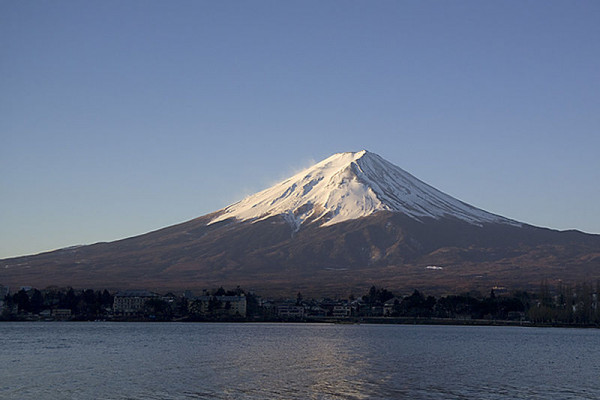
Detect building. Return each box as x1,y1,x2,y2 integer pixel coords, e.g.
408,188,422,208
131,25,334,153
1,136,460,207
52,309,72,320
305,306,327,317
332,304,351,318
192,295,247,317
384,297,402,316
113,290,159,315
277,304,305,318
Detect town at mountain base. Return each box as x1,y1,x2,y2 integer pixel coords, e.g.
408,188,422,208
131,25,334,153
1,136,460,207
3,283,600,328
1,151,599,296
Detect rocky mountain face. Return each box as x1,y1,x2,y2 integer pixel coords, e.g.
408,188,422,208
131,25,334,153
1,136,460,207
2,151,599,296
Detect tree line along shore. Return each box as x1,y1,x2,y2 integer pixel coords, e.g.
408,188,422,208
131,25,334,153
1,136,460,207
1,281,599,327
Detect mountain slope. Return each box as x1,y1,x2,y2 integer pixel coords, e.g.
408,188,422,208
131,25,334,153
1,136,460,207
1,151,599,295
211,150,519,230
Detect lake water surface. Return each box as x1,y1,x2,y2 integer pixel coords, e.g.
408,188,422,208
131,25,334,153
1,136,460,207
1,322,599,399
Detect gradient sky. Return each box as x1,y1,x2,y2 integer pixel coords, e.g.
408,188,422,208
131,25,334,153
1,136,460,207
1,1,599,259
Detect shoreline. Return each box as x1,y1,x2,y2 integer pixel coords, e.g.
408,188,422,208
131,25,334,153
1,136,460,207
2,315,599,329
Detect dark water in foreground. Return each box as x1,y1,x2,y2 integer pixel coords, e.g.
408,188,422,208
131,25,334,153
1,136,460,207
1,322,599,399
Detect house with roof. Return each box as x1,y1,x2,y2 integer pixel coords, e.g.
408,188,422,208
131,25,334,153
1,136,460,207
383,297,402,316
113,290,159,316
191,295,247,317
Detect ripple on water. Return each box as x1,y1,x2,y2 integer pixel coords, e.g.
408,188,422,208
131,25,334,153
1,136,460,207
0,323,599,400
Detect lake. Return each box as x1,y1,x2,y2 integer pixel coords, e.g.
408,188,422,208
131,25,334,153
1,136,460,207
1,322,598,399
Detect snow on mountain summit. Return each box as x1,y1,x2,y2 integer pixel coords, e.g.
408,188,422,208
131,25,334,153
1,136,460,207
210,150,519,230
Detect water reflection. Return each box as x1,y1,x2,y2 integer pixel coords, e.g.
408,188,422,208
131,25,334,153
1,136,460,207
195,323,378,399
1,323,599,400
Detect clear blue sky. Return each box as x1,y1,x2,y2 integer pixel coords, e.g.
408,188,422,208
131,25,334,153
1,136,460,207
1,1,599,259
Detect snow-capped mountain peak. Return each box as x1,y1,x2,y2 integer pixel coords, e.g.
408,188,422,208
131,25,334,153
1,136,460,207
210,150,519,230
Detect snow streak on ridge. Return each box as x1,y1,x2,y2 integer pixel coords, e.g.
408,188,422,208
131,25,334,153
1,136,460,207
209,150,520,230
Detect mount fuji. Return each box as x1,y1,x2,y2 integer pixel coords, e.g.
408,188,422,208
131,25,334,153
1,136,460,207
2,150,599,295
211,150,519,230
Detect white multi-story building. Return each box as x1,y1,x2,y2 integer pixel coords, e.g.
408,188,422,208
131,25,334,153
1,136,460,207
332,304,351,318
277,304,304,318
192,295,247,317
113,290,159,315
